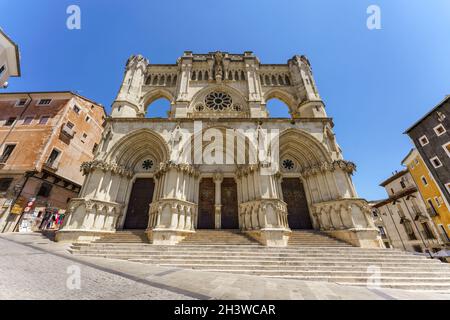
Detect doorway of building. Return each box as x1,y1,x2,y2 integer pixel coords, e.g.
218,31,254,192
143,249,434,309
124,178,155,229
197,178,215,229
281,177,313,229
221,177,239,229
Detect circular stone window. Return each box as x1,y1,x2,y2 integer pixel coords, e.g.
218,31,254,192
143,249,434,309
205,92,232,111
282,159,295,171
142,159,154,170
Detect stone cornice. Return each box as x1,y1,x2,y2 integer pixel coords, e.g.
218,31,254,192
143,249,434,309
80,160,134,177
154,161,200,178
301,160,356,178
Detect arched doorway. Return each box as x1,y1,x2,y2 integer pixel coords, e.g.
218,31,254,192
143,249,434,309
221,178,239,229
124,178,155,229
281,178,312,229
197,178,215,229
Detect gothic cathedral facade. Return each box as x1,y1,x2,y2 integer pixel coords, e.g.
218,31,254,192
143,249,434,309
57,51,381,248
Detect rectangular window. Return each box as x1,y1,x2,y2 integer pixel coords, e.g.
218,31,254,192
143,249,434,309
4,117,16,126
430,156,443,168
92,143,98,154
443,142,450,158
435,197,442,207
421,176,428,186
37,99,52,106
85,116,90,123
39,116,50,125
0,144,16,163
37,182,52,198
16,98,28,107
66,121,74,129
433,124,446,136
46,149,61,167
0,178,13,192
419,135,429,146
22,116,34,125
427,199,438,216
422,222,435,239
73,105,81,114
378,226,385,236
438,224,450,242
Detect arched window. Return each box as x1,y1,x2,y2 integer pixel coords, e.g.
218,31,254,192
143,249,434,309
172,75,177,86
266,98,291,118
191,71,196,81
159,75,165,85
167,75,172,85
241,70,246,81
145,76,152,85
198,71,202,81
285,75,291,86
278,75,284,85
145,97,171,118
228,70,233,80
265,75,270,85
152,75,158,85
271,75,277,86
235,71,239,81
260,75,264,85
204,71,209,80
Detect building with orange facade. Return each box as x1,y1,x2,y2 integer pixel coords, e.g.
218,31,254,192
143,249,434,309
402,148,450,245
0,91,106,233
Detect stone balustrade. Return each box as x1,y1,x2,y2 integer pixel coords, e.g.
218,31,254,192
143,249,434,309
56,198,123,242
312,198,381,248
147,198,197,245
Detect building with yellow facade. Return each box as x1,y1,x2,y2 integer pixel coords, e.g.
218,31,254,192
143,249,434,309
402,148,450,245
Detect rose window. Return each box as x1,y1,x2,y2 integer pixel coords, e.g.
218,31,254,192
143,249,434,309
282,159,295,171
205,92,232,111
142,159,154,170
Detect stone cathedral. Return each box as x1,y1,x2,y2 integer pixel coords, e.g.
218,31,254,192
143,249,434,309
57,51,381,248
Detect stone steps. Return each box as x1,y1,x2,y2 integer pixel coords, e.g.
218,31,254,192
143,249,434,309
69,229,450,291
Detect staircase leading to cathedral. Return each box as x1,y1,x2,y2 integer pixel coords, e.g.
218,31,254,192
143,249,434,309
69,230,450,291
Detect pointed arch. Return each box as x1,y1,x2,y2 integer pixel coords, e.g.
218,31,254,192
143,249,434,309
107,128,169,168
263,88,297,115
279,128,331,168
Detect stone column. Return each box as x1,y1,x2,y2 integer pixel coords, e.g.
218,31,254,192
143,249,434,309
213,171,223,229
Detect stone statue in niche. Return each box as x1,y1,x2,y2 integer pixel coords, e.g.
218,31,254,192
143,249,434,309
213,51,224,82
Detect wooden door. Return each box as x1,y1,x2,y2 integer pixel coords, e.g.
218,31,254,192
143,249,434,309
124,178,155,229
197,178,215,229
221,178,239,229
281,178,312,229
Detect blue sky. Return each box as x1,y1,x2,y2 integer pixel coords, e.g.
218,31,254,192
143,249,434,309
1,0,450,200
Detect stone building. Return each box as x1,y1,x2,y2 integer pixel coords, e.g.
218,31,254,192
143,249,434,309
402,148,450,244
0,92,106,232
0,28,20,88
57,51,381,247
404,96,450,242
372,169,444,254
